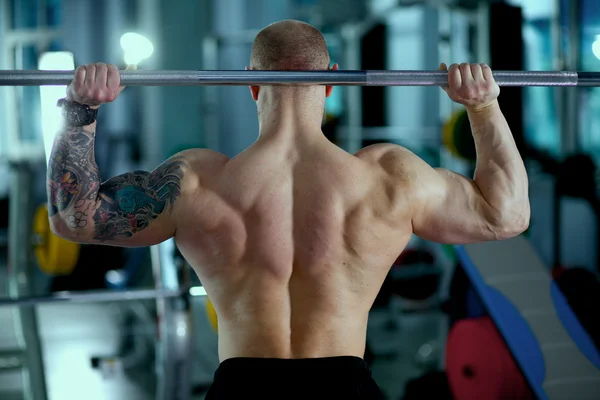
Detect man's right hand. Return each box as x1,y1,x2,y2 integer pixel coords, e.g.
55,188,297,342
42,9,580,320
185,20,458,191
66,63,123,109
440,63,500,112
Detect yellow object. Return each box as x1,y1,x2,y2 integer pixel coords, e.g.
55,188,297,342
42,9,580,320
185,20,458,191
442,109,462,158
33,204,80,275
205,298,218,333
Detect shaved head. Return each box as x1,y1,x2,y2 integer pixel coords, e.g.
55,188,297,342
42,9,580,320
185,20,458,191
251,20,330,71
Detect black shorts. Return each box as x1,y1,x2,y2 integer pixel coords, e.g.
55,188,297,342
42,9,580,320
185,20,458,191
205,356,384,399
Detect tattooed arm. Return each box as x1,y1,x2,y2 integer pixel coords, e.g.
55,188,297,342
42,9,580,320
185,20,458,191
47,123,190,246
47,63,194,247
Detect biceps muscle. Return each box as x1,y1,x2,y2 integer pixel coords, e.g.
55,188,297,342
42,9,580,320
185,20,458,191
91,157,185,242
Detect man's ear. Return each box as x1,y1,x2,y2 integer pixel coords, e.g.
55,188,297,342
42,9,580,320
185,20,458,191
326,63,339,98
246,66,260,101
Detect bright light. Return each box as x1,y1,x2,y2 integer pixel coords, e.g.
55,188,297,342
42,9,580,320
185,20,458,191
39,51,75,165
593,35,600,60
120,32,154,66
189,286,207,297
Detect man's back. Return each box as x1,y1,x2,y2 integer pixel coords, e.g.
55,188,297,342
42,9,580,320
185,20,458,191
46,20,529,400
176,134,413,360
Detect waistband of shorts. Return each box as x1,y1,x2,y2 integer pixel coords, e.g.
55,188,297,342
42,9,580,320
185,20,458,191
216,356,369,373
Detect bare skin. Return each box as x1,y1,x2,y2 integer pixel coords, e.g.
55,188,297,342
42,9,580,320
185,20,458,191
48,61,529,361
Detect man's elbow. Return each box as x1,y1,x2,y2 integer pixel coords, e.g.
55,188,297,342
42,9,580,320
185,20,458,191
49,217,69,238
49,218,89,243
490,201,531,240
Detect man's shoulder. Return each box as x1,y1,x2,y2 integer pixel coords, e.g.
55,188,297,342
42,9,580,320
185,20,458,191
169,148,230,174
354,143,417,168
162,148,230,192
173,148,230,165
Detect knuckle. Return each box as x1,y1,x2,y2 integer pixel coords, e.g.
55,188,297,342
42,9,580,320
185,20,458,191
83,89,94,99
90,89,102,99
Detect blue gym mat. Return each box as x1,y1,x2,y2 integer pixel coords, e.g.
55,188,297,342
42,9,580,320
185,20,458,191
455,235,600,400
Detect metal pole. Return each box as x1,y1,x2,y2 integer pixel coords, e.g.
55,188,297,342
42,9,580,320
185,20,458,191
137,0,162,170
341,24,363,153
152,239,192,400
0,69,590,86
202,37,220,151
0,0,8,158
7,161,48,400
564,0,581,153
1,0,20,162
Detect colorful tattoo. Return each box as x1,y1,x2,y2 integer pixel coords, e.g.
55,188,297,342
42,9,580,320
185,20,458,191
47,124,185,242
47,128,99,217
92,160,184,241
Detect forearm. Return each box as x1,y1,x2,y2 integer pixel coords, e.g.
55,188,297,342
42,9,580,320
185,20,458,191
469,101,529,227
46,120,101,239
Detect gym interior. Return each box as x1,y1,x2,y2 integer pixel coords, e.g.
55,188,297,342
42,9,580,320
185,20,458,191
1,0,600,399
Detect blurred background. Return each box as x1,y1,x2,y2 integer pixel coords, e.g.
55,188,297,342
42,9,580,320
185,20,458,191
0,0,600,399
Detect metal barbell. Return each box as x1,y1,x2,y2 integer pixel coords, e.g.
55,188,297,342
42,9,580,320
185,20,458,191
0,288,190,308
0,69,599,86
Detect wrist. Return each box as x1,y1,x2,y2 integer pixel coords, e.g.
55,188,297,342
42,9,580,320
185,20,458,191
466,99,500,116
65,94,100,109
57,98,99,126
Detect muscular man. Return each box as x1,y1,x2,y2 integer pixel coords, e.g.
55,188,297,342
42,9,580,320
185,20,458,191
48,20,529,399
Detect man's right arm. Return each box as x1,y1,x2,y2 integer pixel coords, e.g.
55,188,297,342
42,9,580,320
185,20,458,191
47,63,191,246
47,122,190,246
372,63,530,244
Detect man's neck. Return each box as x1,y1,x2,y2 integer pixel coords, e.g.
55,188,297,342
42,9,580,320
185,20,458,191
257,88,325,140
